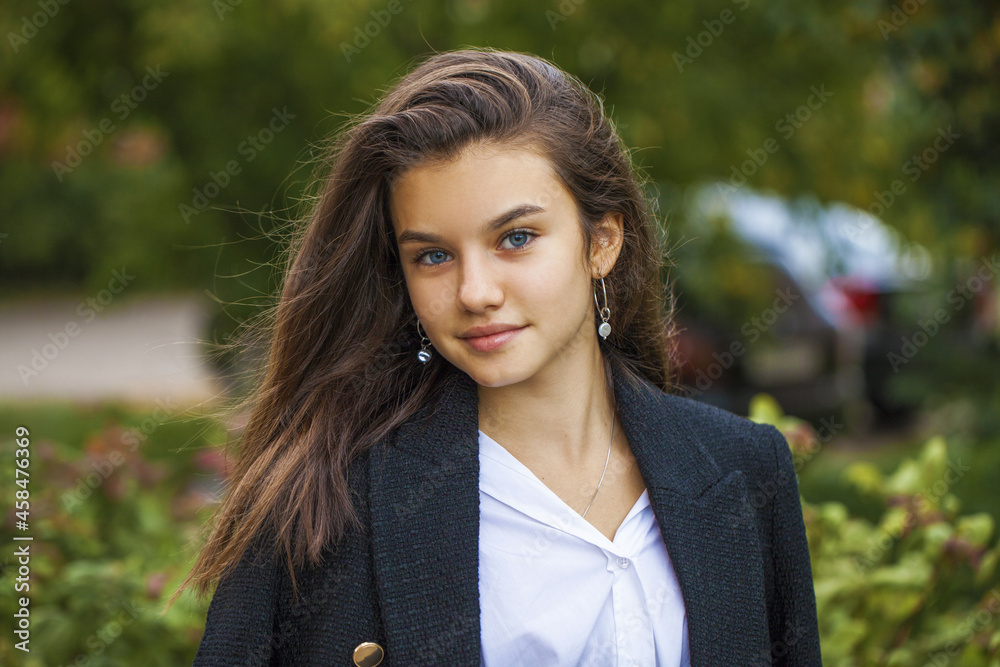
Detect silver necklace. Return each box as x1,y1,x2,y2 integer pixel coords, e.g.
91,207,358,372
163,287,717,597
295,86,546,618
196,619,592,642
581,414,615,518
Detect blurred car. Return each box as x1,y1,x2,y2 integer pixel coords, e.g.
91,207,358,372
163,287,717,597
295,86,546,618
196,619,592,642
671,185,933,426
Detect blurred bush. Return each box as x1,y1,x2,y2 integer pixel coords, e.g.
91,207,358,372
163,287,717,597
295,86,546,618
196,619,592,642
752,394,1000,666
2,0,998,349
0,404,220,665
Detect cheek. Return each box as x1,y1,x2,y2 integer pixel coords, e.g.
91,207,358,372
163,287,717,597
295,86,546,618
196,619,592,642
408,278,456,324
518,257,590,315
408,283,433,321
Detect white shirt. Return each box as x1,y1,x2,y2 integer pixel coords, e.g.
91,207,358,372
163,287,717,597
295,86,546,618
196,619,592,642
478,429,691,667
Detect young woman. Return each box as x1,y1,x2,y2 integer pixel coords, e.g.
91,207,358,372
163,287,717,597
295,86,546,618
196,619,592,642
175,47,821,666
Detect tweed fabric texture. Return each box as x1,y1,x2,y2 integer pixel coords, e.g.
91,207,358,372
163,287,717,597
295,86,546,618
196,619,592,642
193,360,822,666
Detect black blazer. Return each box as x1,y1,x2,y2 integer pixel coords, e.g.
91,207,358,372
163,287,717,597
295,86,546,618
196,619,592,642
193,361,822,666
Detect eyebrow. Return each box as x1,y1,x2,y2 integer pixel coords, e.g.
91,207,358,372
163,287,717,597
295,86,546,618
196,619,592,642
395,204,545,245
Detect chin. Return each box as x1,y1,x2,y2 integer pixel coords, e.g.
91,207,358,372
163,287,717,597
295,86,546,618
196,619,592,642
456,358,536,389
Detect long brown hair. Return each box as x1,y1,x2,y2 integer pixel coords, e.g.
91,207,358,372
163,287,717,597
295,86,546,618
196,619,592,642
171,46,679,606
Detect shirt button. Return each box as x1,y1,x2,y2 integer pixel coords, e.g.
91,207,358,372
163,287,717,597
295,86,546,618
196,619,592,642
617,556,630,569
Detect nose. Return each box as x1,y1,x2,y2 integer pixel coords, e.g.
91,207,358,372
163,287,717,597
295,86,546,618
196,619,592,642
456,251,504,313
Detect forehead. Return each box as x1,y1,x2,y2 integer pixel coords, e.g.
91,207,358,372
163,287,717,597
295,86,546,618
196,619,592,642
389,144,571,230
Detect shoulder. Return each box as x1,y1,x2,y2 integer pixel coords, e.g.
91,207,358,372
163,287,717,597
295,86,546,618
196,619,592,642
659,390,793,489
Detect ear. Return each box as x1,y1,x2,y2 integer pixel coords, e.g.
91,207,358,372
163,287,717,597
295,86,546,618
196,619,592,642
589,211,625,279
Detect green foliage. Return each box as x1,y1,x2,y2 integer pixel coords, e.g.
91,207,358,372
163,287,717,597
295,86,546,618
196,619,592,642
0,403,219,665
2,0,997,343
751,394,1000,666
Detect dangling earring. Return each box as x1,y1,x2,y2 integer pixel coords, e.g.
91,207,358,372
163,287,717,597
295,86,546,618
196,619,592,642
416,319,433,364
594,275,611,340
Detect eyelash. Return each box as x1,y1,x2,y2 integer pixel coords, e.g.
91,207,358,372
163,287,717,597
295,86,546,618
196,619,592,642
412,229,538,266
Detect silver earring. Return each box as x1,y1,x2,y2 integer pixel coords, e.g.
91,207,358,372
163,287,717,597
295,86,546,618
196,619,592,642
416,319,433,364
594,276,611,339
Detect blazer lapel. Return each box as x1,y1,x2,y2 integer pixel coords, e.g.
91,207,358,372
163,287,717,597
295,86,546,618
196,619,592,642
368,369,484,664
369,362,771,665
610,363,772,664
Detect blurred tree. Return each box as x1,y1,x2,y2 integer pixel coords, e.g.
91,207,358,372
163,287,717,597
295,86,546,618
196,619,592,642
0,0,996,342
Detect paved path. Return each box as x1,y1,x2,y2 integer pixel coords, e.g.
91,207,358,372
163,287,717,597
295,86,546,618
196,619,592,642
0,293,222,405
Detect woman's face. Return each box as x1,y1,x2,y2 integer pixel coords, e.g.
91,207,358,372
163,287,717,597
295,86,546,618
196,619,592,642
390,142,621,388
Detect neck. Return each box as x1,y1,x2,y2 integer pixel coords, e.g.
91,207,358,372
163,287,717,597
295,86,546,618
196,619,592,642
476,343,618,469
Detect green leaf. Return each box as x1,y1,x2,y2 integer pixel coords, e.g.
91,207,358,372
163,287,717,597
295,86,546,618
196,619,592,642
956,513,995,548
748,392,784,426
844,462,884,496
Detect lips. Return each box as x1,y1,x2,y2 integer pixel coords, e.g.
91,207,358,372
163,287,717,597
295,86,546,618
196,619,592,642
459,323,525,339
459,324,527,352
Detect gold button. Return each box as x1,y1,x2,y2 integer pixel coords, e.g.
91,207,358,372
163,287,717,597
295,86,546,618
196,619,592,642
353,641,385,667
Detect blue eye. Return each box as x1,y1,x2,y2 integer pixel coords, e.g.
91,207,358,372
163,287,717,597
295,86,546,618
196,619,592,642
419,250,449,265
502,231,533,249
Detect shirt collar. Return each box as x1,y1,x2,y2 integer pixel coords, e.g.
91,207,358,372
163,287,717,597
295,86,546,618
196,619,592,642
390,358,725,500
